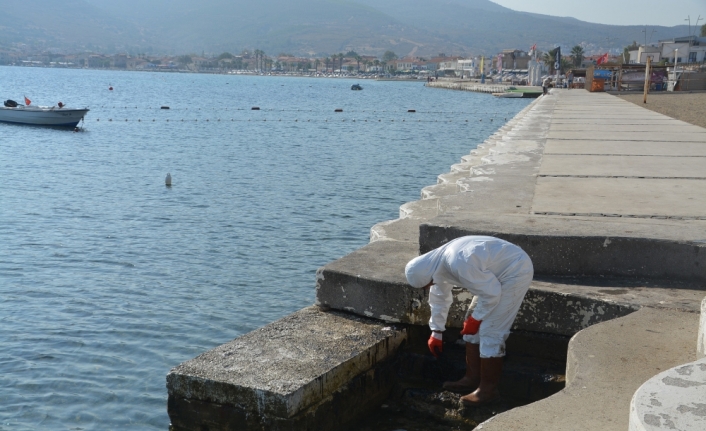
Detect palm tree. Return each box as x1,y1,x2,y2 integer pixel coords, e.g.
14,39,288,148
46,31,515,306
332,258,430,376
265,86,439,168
355,55,362,72
314,59,320,73
338,53,344,73
560,57,573,73
542,49,558,74
570,45,585,67
373,59,380,72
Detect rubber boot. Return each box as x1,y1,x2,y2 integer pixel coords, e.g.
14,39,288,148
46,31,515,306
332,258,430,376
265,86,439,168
442,342,480,393
460,356,503,406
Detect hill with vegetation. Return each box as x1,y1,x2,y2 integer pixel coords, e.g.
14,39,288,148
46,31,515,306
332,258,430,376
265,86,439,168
1,0,690,57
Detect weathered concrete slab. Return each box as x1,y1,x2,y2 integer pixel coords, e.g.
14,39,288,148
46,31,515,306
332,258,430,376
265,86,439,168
550,118,688,125
420,214,706,282
167,307,406,430
549,123,706,132
532,177,706,218
476,308,699,431
629,358,706,431
546,130,706,141
544,140,706,156
315,240,427,325
539,155,706,178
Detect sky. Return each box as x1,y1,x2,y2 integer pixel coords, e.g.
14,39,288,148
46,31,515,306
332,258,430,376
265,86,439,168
491,0,705,27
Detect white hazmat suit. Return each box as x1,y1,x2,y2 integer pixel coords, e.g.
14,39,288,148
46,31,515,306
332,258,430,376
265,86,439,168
405,236,533,358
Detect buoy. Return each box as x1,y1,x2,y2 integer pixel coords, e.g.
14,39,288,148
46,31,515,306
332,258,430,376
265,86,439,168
161,106,170,109
165,173,172,187
251,107,260,110
109,86,113,91
407,109,416,113
334,109,343,112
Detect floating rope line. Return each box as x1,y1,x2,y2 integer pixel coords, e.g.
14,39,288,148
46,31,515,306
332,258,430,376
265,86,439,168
93,105,520,116
91,117,495,123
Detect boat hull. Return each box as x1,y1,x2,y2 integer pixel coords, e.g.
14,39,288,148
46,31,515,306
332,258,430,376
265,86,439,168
0,107,89,127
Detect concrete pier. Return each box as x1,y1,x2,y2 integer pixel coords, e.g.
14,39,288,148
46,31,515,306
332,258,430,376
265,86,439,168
426,79,542,96
167,89,706,430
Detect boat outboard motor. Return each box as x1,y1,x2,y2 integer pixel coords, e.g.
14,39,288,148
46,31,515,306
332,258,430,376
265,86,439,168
4,99,18,107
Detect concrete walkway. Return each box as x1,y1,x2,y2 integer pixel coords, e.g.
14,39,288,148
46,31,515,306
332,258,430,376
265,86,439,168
536,91,706,220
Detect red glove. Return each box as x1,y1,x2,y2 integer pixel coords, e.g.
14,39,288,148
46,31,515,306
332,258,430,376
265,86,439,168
428,333,443,357
460,316,482,335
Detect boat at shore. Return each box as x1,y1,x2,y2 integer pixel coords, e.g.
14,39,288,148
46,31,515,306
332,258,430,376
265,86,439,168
0,102,89,127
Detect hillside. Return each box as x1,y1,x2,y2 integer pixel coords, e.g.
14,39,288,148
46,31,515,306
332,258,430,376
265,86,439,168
1,0,691,57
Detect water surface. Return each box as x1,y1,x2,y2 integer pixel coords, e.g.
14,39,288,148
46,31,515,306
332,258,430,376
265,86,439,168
0,67,531,430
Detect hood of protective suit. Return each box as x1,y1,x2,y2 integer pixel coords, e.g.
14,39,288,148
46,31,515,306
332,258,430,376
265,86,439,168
405,247,445,288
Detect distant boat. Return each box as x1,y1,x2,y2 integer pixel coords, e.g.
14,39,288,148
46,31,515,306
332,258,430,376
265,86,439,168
351,84,363,91
1,100,89,127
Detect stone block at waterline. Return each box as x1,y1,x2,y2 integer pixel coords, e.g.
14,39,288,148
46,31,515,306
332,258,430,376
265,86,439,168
167,307,406,431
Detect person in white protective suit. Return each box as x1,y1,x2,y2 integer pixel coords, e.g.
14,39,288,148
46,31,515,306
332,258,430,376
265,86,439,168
405,236,533,405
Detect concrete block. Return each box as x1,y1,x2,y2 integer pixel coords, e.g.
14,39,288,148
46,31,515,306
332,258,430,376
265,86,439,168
167,307,406,430
420,215,706,282
369,217,419,243
315,240,424,325
629,358,706,431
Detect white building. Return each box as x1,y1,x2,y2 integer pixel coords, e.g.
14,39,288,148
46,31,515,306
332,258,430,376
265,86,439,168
629,36,706,65
628,45,661,64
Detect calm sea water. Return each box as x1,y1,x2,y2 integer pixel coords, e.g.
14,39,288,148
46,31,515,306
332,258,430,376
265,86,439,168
0,66,530,430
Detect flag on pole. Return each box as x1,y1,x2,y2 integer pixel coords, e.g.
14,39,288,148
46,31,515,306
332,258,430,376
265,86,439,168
24,96,31,106
596,53,609,65
554,47,561,68
529,43,537,57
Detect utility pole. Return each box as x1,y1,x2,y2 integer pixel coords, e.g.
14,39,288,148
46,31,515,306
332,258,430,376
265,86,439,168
643,56,651,104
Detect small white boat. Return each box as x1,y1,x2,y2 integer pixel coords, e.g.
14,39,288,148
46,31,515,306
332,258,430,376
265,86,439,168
0,102,89,127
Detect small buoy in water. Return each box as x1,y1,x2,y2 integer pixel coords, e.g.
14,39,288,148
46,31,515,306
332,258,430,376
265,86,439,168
165,173,172,187
109,86,113,91
251,107,260,110
407,109,416,113
334,109,343,112
161,106,170,109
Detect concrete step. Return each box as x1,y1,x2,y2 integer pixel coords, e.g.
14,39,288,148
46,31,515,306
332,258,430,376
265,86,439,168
354,330,569,431
167,307,406,431
474,308,699,431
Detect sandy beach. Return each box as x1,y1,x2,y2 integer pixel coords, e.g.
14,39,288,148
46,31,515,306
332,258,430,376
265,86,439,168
615,92,706,129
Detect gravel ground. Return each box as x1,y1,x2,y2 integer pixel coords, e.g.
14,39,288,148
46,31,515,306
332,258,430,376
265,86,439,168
614,91,706,129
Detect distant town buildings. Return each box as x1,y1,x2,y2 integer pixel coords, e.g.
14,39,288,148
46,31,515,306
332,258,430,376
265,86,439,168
1,36,703,78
